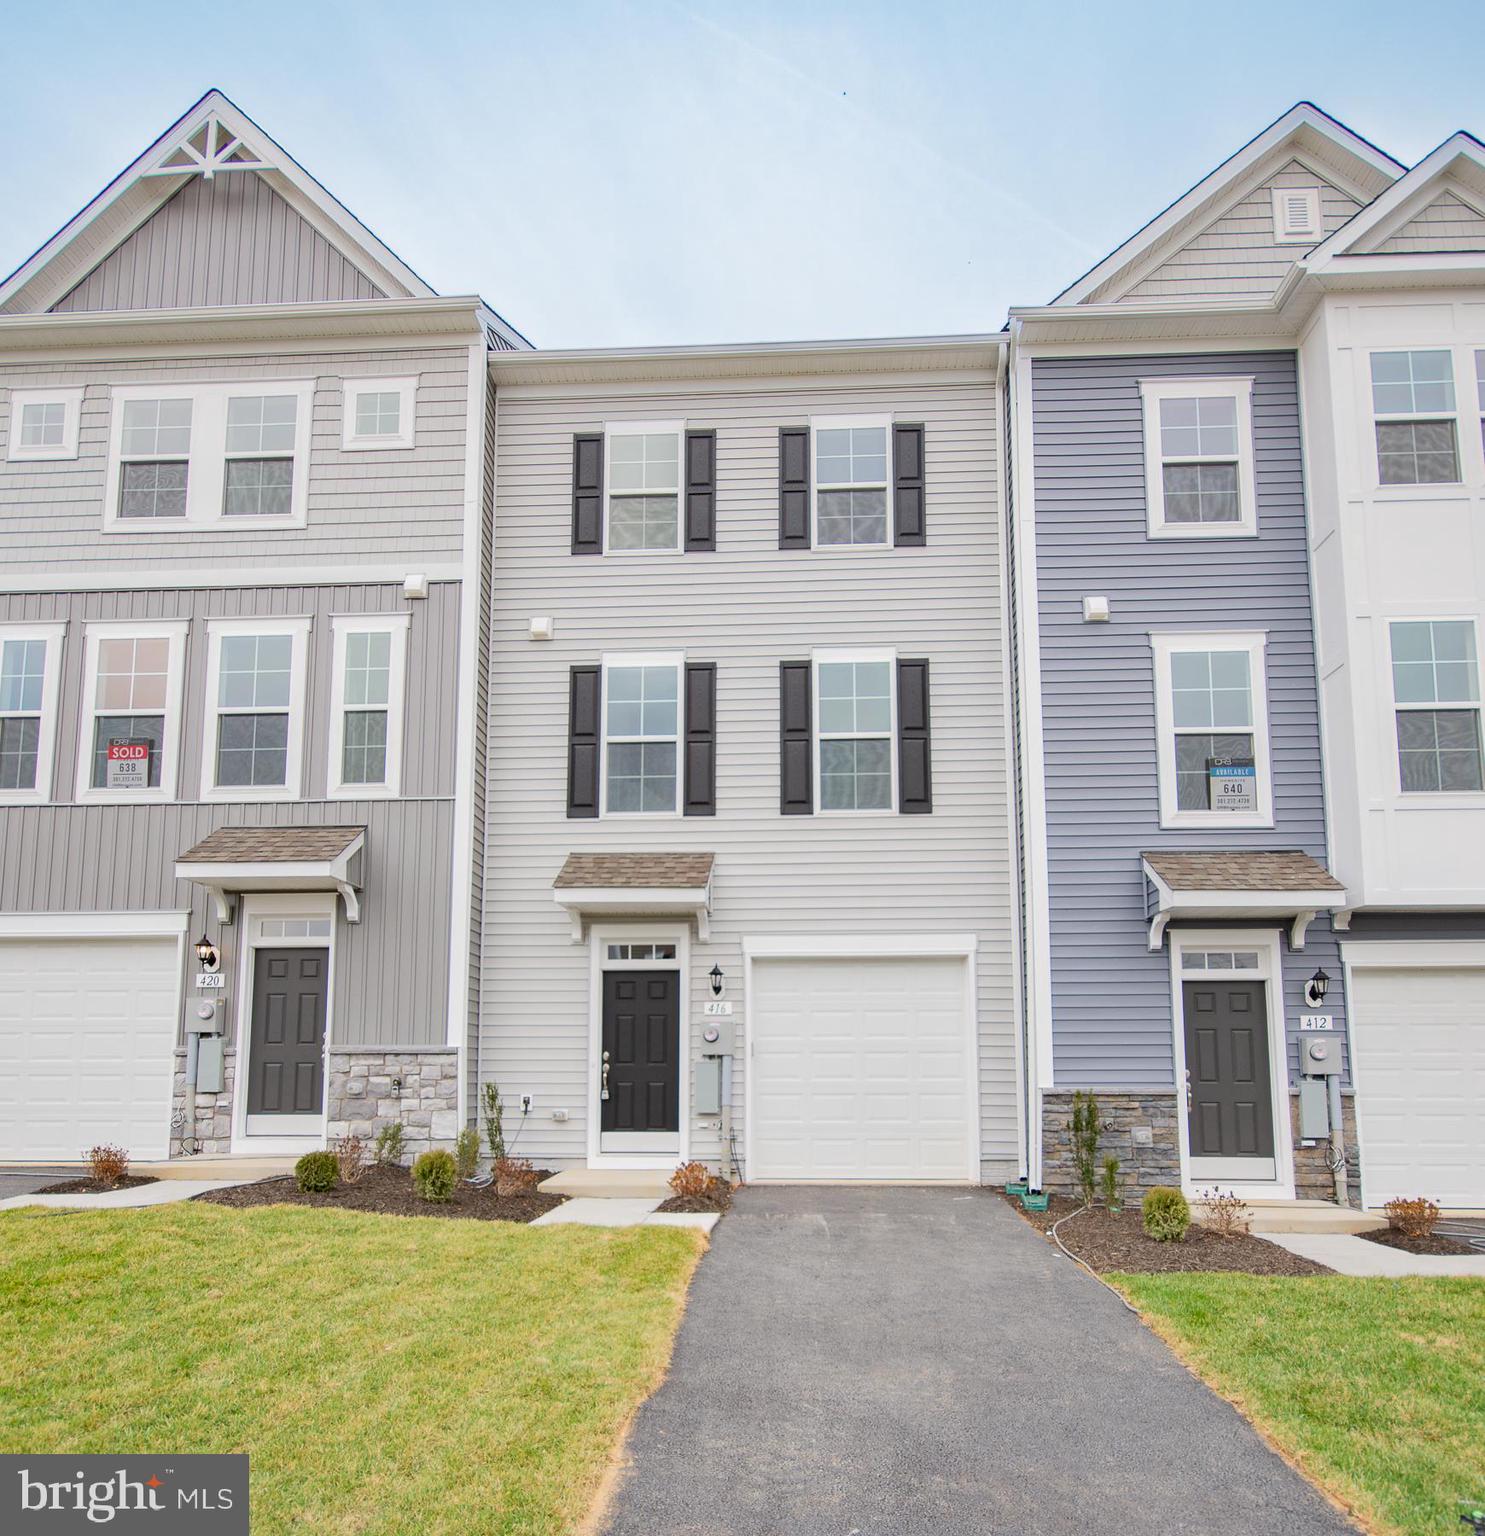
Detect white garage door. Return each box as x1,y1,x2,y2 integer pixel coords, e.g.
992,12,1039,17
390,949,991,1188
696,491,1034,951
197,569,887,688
750,955,974,1181
0,937,180,1162
1351,966,1485,1210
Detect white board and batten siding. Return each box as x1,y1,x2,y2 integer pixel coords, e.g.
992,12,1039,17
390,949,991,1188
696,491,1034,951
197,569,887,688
479,372,1018,1179
0,346,472,574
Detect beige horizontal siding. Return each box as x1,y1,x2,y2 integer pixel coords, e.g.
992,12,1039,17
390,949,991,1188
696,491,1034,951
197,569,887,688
1371,191,1485,254
477,375,1018,1175
0,347,469,571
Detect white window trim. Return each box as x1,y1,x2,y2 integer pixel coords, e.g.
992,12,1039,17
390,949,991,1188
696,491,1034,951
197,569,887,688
199,616,312,803
74,619,189,804
811,646,898,817
599,650,685,817
7,387,85,462
103,379,314,533
341,376,417,452
1168,927,1295,1201
810,414,893,550
1151,630,1274,829
1270,185,1322,244
1385,614,1485,801
1367,348,1465,493
0,622,66,805
602,419,685,556
1139,377,1257,539
327,613,410,800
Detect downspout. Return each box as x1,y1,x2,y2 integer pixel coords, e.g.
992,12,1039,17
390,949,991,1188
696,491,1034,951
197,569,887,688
1327,1073,1348,1206
182,1032,199,1155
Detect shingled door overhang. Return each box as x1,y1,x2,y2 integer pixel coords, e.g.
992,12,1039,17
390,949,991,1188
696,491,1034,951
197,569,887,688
175,825,366,924
1141,851,1346,952
553,852,715,942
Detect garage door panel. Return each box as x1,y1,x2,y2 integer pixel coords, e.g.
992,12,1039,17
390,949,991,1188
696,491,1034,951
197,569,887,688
751,955,973,1181
1351,966,1484,1209
0,936,179,1162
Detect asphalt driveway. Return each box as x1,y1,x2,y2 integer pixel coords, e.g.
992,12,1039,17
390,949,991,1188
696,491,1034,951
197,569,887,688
0,1166,79,1198
602,1185,1355,1536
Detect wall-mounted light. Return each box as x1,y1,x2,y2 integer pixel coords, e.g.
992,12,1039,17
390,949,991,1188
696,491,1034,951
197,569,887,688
195,934,220,972
1304,968,1331,1008
709,964,725,998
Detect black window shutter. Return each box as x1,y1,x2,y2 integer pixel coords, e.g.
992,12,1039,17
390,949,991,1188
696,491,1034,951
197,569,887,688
893,424,926,546
779,661,813,814
897,658,932,813
572,435,604,554
778,428,811,549
684,662,717,815
567,665,601,817
685,431,717,551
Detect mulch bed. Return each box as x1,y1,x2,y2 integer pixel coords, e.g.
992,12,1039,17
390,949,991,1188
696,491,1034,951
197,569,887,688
36,1176,159,1194
1003,1193,1332,1276
656,1181,735,1215
1360,1227,1478,1257
194,1164,564,1224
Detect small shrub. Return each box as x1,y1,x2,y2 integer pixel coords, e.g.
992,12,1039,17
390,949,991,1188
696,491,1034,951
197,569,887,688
1100,1155,1121,1213
374,1122,406,1168
1142,1186,1191,1243
493,1156,540,1196
85,1145,130,1190
453,1127,481,1180
1070,1090,1101,1208
412,1149,457,1203
482,1081,506,1163
1384,1195,1441,1239
295,1150,339,1194
334,1134,367,1185
1200,1188,1252,1238
669,1161,712,1200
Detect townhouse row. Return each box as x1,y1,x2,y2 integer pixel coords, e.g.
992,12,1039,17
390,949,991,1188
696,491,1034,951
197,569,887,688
0,92,1480,1210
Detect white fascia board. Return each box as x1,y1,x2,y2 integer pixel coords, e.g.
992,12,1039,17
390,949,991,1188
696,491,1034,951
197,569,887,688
1306,133,1485,268
0,910,191,937
742,934,977,959
554,885,711,913
1341,940,1485,967
1050,103,1401,307
172,857,360,888
0,565,461,594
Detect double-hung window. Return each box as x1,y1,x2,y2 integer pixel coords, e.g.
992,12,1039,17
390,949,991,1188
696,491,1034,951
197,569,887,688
1151,632,1272,826
76,621,188,802
813,418,890,547
1389,619,1483,793
1370,350,1460,485
342,377,417,451
601,653,681,813
7,388,84,462
1140,378,1256,536
106,381,313,530
329,615,409,798
201,618,310,801
814,653,895,811
605,423,682,552
0,625,64,802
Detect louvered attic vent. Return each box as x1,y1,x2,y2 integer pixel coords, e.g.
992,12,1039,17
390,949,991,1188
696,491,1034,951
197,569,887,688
1271,185,1322,243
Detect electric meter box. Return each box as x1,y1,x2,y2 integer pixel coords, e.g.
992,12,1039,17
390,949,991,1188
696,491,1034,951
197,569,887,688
1299,1036,1342,1076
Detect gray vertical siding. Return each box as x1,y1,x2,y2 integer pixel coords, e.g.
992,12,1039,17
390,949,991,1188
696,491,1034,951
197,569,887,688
51,172,386,312
0,581,459,1049
1031,351,1346,1088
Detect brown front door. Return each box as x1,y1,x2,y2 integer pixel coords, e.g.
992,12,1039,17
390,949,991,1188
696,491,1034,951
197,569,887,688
246,947,328,1117
1183,977,1275,1175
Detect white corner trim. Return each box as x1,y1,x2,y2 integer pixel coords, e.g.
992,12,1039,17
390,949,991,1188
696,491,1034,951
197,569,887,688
6,386,85,461
0,910,191,938
341,376,418,452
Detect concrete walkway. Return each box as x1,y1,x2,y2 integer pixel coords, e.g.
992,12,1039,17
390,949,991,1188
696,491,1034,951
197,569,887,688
0,1180,244,1211
602,1186,1357,1536
1265,1231,1485,1277
531,1196,717,1231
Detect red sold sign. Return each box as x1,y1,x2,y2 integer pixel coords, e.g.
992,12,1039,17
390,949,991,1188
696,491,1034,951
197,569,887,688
106,737,152,789
108,742,149,762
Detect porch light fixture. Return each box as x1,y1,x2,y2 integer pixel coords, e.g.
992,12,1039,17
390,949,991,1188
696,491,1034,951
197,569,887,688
195,934,220,971
709,964,725,998
1304,968,1331,1008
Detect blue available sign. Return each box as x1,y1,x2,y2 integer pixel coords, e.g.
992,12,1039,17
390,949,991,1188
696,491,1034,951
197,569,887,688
1207,757,1257,813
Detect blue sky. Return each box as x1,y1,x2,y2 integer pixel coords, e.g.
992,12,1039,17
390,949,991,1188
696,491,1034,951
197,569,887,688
2,1,1482,347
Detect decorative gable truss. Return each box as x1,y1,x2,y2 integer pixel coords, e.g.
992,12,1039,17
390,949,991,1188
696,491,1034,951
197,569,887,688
141,112,270,180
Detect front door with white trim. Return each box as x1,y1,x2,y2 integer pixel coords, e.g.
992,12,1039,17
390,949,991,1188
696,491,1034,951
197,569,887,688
1183,974,1276,1181
600,969,680,1154
244,947,328,1135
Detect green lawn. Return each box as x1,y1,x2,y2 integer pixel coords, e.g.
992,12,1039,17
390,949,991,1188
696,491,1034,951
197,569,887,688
1113,1273,1485,1536
0,1203,703,1536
